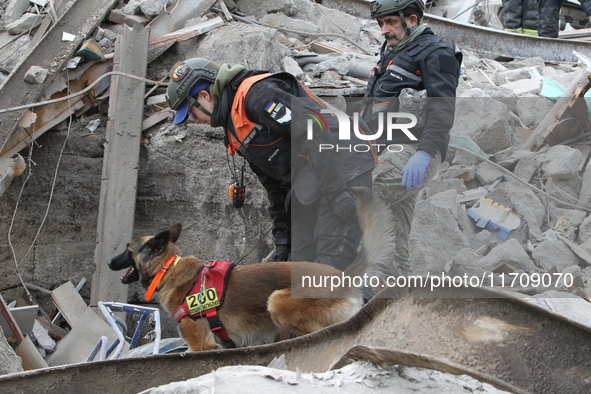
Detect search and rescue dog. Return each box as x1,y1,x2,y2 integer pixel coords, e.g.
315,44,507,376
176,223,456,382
108,187,394,352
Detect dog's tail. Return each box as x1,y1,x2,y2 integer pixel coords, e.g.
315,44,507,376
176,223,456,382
343,187,395,281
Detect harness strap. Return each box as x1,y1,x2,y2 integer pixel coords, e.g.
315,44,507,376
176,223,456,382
172,260,236,347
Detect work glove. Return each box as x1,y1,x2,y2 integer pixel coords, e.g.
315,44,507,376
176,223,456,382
401,150,433,190
272,244,291,262
331,189,357,221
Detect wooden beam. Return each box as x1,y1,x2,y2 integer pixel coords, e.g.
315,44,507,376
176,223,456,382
147,0,218,41
520,69,591,151
90,24,150,305
51,281,88,328
148,16,224,49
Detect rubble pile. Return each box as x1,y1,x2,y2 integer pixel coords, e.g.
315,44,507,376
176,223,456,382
1,0,591,387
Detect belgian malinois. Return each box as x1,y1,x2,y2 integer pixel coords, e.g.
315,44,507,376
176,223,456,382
108,187,394,352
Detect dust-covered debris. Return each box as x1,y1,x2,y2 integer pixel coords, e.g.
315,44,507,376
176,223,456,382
0,326,23,376
1,0,591,390
144,361,511,394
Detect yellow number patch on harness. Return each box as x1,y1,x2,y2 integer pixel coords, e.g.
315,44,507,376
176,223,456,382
186,287,220,315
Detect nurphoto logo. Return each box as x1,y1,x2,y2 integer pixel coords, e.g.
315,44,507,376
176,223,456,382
305,108,418,153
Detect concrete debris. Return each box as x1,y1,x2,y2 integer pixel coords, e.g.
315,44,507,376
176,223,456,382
532,239,581,271
0,326,23,375
281,56,305,79
409,200,470,275
140,0,170,18
3,0,30,25
2,0,591,389
538,145,584,180
5,12,42,35
475,162,504,185
479,238,538,273
312,57,349,77
31,320,55,353
145,361,510,394
23,65,48,84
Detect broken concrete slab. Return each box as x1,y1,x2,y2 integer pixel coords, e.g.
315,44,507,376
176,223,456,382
500,78,543,96
181,24,290,73
513,156,540,182
237,0,298,19
578,216,591,243
469,229,492,250
260,12,323,34
532,239,581,272
487,181,546,240
312,56,349,76
422,178,467,199
5,12,43,35
281,56,305,79
479,238,538,273
550,206,587,228
578,159,591,208
23,65,48,84
451,95,512,154
410,200,470,275
3,0,30,24
544,175,583,205
0,35,31,73
140,0,168,17
0,326,23,375
498,67,542,82
538,145,584,180
428,189,476,239
443,165,476,182
475,162,504,185
448,248,486,278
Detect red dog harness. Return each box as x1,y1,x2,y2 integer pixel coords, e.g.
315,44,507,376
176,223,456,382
173,260,235,347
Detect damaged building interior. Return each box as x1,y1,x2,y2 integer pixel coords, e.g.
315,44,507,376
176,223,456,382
2,0,591,392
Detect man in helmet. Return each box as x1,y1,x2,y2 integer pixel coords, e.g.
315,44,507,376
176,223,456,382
363,0,462,276
166,58,376,271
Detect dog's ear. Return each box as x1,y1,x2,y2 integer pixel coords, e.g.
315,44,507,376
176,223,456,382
170,223,182,243
142,229,170,258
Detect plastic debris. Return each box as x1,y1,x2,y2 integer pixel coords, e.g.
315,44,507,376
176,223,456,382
467,197,521,240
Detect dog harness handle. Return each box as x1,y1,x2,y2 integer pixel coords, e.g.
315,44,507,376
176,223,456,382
144,255,180,301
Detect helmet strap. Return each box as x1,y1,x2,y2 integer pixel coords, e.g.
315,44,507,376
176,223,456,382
399,10,411,36
188,95,212,117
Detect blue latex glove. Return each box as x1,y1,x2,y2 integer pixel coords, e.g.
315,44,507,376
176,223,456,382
401,150,433,190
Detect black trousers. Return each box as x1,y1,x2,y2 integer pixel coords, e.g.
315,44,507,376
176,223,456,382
291,171,373,271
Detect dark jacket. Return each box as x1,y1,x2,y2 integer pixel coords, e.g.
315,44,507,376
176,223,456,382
361,27,462,161
211,71,376,246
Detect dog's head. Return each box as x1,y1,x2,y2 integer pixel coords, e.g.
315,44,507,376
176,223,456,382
108,223,182,288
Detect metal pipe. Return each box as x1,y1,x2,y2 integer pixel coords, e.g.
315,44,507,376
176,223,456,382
87,336,109,362
97,302,126,360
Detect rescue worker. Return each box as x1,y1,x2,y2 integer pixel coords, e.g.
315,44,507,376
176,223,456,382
165,58,376,271
362,0,462,276
502,0,539,35
538,0,591,37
